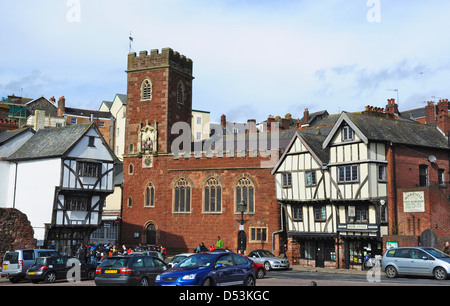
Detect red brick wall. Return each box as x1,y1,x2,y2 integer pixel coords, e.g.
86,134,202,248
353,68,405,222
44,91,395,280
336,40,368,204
121,154,281,254
391,145,450,237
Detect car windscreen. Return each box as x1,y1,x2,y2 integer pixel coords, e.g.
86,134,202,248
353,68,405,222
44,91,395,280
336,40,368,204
172,255,188,263
4,252,19,264
424,248,450,259
259,250,275,257
178,254,215,268
99,257,129,268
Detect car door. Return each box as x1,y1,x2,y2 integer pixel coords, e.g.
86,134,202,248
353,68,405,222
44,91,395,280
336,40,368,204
52,257,69,280
409,249,434,275
232,254,251,284
214,254,237,286
393,248,412,274
131,256,146,280
144,257,167,285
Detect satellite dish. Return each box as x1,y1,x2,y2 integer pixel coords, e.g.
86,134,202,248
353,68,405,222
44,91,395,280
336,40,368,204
428,155,437,163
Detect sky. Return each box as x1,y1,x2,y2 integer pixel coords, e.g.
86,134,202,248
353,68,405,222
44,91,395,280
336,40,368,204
1,0,450,124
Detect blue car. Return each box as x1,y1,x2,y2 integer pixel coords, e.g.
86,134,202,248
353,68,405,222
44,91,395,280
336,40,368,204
155,251,256,286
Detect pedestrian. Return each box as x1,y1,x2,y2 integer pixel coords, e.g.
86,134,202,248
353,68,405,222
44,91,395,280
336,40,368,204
216,236,224,249
77,243,87,264
283,244,288,259
89,246,97,265
443,241,450,255
209,245,215,252
200,242,207,252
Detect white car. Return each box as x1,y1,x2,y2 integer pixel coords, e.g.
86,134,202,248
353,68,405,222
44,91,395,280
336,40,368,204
248,250,290,271
168,253,194,268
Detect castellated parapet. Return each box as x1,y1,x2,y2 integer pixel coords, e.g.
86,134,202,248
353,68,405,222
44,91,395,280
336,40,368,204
127,48,193,77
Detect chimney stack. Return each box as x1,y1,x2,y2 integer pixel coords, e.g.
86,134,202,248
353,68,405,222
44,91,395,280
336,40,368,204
247,119,257,134
57,96,65,118
302,108,310,127
221,114,226,129
386,98,399,115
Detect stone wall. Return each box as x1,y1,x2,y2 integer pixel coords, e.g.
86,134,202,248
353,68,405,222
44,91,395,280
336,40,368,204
0,208,36,263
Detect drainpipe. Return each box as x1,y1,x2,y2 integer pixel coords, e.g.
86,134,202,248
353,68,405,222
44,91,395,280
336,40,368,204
272,202,285,255
12,162,19,208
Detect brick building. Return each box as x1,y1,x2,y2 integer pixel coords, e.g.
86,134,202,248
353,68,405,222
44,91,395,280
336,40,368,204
121,48,290,254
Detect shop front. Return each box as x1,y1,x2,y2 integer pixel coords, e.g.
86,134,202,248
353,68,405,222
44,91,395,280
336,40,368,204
338,223,382,269
289,232,338,268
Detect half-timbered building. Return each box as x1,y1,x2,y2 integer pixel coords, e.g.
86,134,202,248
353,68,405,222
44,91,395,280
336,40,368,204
3,123,118,254
273,108,450,269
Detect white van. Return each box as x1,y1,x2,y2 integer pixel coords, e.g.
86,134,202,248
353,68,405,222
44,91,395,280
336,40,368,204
2,249,58,283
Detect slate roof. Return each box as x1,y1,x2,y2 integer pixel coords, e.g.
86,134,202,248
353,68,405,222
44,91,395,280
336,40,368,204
345,112,449,149
6,123,92,161
0,128,34,146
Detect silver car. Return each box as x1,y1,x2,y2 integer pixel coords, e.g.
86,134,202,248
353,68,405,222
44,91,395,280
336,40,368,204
381,247,450,280
248,250,290,271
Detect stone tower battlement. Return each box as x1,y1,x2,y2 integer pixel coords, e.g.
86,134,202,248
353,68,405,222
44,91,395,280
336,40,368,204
127,48,193,77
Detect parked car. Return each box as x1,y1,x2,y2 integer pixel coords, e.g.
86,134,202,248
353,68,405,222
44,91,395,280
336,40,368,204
129,251,164,261
95,255,169,286
155,251,256,286
381,247,450,280
2,249,58,283
248,249,290,271
245,256,266,279
26,255,96,284
168,253,194,268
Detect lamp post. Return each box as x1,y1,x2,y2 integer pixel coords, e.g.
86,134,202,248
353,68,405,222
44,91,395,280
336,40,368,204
236,201,248,254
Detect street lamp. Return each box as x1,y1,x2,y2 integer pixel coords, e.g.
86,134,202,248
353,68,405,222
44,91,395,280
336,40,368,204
236,201,248,254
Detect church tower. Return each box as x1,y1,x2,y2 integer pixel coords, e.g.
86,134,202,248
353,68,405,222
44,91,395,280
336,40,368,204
125,48,194,157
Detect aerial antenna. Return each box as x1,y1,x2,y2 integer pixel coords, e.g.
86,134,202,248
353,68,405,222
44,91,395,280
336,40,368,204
387,89,399,107
129,31,134,53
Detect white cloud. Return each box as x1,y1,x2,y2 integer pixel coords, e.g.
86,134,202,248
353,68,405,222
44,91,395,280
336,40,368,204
1,1,450,121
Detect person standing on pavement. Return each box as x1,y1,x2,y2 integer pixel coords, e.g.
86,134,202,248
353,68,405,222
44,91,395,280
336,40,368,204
77,243,87,264
443,241,450,255
216,236,224,249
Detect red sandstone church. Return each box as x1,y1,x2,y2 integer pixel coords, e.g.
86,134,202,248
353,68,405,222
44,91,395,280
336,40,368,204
120,48,294,254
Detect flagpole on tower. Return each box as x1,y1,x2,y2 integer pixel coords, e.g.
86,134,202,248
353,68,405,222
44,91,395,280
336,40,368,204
129,31,134,53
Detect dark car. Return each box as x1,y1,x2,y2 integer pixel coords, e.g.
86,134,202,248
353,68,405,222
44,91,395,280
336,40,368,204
26,255,96,284
155,251,256,286
95,255,169,286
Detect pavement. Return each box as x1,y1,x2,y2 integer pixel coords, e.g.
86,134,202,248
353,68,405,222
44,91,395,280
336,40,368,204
290,264,368,275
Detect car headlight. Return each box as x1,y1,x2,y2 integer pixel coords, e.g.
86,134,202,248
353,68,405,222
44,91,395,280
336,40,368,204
156,275,161,281
182,273,197,280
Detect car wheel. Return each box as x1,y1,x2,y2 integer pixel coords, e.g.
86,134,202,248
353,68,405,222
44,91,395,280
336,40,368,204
385,266,398,278
140,277,149,286
264,261,271,271
87,269,96,280
45,272,57,283
433,267,448,280
256,268,265,279
245,276,256,286
202,277,214,286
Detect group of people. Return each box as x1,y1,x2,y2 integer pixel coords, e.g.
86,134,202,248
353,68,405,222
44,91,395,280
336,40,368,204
76,243,167,265
195,236,224,253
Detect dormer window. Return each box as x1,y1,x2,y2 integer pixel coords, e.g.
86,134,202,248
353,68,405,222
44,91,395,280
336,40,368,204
342,125,354,141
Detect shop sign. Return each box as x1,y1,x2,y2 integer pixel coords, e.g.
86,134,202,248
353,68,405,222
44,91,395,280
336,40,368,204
347,224,368,230
403,191,425,212
386,241,398,249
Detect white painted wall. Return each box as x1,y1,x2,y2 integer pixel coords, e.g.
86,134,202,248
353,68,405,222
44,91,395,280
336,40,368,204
14,158,61,241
